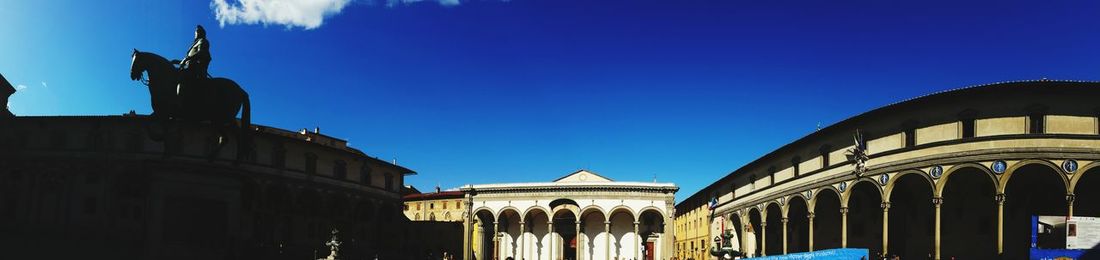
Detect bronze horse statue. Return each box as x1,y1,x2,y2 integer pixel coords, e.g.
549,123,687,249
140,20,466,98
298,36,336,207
129,49,251,163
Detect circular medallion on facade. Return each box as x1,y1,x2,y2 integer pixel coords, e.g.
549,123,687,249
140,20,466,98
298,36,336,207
879,174,890,185
806,190,813,199
992,160,1007,175
1063,159,1079,174
930,165,943,179
839,182,848,192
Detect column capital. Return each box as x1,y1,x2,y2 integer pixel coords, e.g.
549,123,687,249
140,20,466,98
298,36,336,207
634,221,640,225
518,221,525,225
761,221,768,227
781,218,789,224
995,193,1005,204
881,201,891,210
808,213,816,219
604,221,611,225
840,207,849,214
1067,194,1077,203
932,197,943,206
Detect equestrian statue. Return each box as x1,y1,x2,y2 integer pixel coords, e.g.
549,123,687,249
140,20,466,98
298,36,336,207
130,25,251,163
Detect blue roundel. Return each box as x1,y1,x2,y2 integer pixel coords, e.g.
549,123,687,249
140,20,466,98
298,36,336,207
1063,159,1079,174
930,166,943,179
992,160,1007,174
879,174,890,185
839,182,848,192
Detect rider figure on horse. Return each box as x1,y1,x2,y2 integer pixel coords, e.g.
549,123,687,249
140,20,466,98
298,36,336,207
177,25,211,102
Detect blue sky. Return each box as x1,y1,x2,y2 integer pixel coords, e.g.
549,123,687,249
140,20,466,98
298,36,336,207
3,0,1099,201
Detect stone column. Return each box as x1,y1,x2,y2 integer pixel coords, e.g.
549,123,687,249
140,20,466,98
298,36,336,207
782,217,789,255
494,221,500,260
761,221,768,256
1067,194,1077,218
464,200,475,260
634,221,640,260
808,213,815,252
933,197,942,260
576,221,583,260
519,222,525,260
605,221,611,260
882,202,891,257
996,194,1004,255
549,221,555,260
841,207,849,248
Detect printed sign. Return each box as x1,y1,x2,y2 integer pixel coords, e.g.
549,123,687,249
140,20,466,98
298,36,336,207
1067,216,1100,249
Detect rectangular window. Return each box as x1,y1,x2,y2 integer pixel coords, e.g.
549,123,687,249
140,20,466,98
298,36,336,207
905,128,916,147
443,202,447,209
1030,114,1045,134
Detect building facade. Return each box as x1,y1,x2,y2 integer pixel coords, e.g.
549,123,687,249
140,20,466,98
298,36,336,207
0,115,414,259
682,80,1100,259
673,199,710,260
405,188,466,222
461,170,678,260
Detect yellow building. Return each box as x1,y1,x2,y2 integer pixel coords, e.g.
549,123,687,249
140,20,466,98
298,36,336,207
674,199,711,260
404,187,467,222
686,80,1100,259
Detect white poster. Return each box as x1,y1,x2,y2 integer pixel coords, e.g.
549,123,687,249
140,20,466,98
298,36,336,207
1066,216,1100,249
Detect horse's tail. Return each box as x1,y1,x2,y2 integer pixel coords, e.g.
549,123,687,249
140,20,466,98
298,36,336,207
237,92,251,163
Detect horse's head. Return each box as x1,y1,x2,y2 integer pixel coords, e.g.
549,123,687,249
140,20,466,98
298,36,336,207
130,49,143,81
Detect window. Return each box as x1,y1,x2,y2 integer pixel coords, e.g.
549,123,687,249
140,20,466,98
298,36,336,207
819,145,832,167
792,156,801,177
416,203,421,210
959,109,977,138
272,143,286,168
1027,104,1047,134
750,174,757,190
903,120,918,148
385,173,394,191
304,153,318,174
443,201,447,209
333,160,347,180
456,200,462,209
768,166,776,185
1030,114,1045,134
360,165,372,185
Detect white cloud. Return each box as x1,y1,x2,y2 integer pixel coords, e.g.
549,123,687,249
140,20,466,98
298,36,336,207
211,0,354,30
15,84,26,91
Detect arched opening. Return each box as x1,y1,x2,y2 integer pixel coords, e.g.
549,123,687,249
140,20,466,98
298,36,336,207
555,210,579,260
765,203,783,256
748,207,763,257
1004,163,1067,259
847,181,883,257
608,209,636,259
474,210,496,260
524,209,550,260
580,209,607,260
498,209,522,259
787,196,809,253
1075,166,1100,217
941,167,996,259
887,174,933,259
639,209,666,260
814,189,842,250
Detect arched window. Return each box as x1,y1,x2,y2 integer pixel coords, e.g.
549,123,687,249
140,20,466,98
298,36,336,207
333,160,347,180
360,164,372,185
272,143,286,168
304,153,318,174
429,213,436,221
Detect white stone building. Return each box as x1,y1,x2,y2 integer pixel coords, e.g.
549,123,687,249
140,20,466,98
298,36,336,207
461,170,678,260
